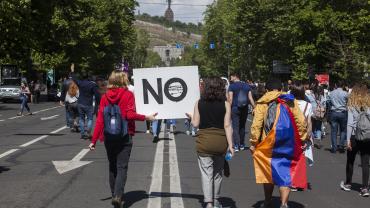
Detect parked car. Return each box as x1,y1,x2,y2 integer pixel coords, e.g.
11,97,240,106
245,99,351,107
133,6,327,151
0,78,22,102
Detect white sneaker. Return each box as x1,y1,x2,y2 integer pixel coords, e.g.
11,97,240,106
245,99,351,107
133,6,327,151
146,130,150,134
186,130,190,135
340,181,351,191
191,131,196,137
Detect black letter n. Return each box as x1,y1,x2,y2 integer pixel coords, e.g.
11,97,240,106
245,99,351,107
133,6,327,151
143,79,163,104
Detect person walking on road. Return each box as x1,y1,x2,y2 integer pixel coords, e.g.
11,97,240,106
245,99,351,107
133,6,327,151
65,80,80,132
340,84,370,197
311,85,326,149
60,74,73,128
250,78,308,208
187,77,234,208
228,73,255,152
328,81,349,153
89,70,156,208
33,80,41,104
70,65,101,140
17,82,32,116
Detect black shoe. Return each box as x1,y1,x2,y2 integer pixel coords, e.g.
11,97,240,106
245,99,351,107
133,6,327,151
111,196,122,208
80,134,88,140
152,136,159,143
330,148,336,154
338,148,345,153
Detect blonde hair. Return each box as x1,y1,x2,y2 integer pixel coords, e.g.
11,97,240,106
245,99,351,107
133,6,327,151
348,84,370,109
68,81,79,97
107,70,129,89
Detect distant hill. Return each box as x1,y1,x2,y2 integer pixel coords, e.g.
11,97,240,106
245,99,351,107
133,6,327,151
134,20,202,48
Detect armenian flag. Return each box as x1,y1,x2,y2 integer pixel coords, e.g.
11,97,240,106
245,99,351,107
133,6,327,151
253,95,307,188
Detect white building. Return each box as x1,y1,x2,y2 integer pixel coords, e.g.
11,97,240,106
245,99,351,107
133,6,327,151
153,45,184,66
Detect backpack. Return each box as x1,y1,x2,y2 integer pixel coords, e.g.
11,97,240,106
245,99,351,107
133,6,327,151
312,98,326,120
355,110,370,142
237,84,248,108
103,100,128,140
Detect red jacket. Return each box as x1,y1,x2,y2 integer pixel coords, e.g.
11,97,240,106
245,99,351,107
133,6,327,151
91,88,146,145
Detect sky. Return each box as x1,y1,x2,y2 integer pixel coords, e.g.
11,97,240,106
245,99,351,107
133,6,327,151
136,0,214,24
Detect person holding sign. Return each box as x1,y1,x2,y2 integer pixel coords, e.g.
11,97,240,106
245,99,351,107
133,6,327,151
187,77,234,208
88,70,156,208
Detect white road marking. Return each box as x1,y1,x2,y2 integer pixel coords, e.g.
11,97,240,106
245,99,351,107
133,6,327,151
33,106,61,114
50,126,68,134
0,149,19,159
7,106,61,120
0,119,5,122
8,115,23,120
169,130,185,208
19,135,49,148
20,126,67,148
52,149,92,174
41,114,60,120
147,125,165,208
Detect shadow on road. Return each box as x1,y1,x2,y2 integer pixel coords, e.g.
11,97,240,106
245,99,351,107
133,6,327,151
0,166,11,173
252,196,305,208
149,192,236,208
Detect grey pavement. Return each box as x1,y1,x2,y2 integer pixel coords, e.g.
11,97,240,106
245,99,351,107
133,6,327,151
0,101,369,208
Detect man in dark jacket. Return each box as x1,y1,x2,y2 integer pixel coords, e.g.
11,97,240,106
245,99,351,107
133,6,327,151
71,66,101,139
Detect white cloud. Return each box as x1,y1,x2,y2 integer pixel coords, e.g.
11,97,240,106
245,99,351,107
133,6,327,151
136,0,214,23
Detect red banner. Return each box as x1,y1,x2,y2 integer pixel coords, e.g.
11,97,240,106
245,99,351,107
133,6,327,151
315,74,329,85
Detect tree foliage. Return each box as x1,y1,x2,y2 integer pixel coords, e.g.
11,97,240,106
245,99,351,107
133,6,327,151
0,0,137,76
201,0,370,81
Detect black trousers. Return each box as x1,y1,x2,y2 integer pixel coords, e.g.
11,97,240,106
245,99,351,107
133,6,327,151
231,106,248,146
104,137,133,198
345,137,370,188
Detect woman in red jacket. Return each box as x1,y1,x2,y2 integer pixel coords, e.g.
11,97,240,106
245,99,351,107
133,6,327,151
89,70,156,208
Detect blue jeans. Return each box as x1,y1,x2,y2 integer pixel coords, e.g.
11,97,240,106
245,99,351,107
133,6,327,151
65,105,72,128
151,120,162,137
231,106,248,147
185,119,197,133
20,96,30,114
330,111,347,150
77,104,94,135
312,119,322,140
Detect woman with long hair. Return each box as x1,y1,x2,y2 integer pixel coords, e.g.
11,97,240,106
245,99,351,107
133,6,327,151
340,84,370,197
88,70,156,208
65,80,80,132
311,85,326,148
187,77,234,208
17,82,32,116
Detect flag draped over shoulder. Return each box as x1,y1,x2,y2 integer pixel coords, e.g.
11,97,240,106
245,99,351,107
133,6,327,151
253,94,307,188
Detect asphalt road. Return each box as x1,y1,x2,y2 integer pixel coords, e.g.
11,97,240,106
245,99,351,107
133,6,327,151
0,102,369,208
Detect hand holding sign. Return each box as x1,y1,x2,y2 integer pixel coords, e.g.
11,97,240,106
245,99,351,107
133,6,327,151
145,112,158,121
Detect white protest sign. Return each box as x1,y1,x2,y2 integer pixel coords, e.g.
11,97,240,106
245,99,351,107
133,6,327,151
133,66,200,119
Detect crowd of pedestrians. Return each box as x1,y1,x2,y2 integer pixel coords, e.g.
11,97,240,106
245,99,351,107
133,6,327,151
57,65,369,208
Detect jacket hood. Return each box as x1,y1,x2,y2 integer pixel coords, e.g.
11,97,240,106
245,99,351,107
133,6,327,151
105,88,127,104
256,91,284,104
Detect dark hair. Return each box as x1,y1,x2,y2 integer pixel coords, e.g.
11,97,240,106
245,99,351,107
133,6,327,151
335,80,346,89
266,78,282,91
290,81,305,100
230,72,240,78
201,77,226,102
312,85,324,99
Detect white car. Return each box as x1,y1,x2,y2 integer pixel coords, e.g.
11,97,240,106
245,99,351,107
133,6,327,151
0,78,21,102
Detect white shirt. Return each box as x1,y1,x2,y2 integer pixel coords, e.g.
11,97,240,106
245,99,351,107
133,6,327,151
298,100,313,118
